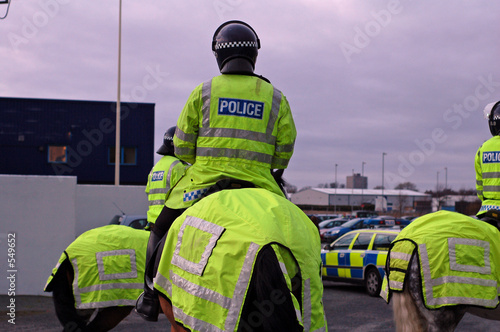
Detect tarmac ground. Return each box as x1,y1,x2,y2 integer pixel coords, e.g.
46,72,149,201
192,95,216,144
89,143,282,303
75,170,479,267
0,295,171,331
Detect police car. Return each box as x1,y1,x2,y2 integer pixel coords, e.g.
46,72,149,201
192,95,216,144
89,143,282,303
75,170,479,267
321,228,400,296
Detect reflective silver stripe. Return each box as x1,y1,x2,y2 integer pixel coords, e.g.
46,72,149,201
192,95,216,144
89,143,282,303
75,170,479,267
79,282,143,293
96,249,137,280
312,326,327,332
201,80,212,129
149,188,169,195
196,147,273,164
389,279,404,289
419,243,498,307
272,156,291,168
171,216,225,276
482,172,500,178
77,298,137,309
476,179,482,185
303,278,311,331
71,258,83,307
175,127,197,144
390,251,412,262
477,190,483,196
148,199,165,206
174,146,194,156
449,238,491,274
153,271,172,297
483,185,500,191
170,270,232,309
198,127,275,144
279,261,288,275
225,242,260,331
275,143,294,153
173,305,224,332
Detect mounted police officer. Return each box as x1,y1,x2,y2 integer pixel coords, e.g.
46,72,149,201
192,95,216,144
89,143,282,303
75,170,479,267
136,126,187,321
475,101,500,229
135,20,297,322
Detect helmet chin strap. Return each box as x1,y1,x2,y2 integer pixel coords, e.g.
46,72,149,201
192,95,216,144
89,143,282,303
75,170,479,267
220,58,254,75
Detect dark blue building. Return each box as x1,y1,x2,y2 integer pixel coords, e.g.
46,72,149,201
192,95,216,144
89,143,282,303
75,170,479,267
0,97,155,185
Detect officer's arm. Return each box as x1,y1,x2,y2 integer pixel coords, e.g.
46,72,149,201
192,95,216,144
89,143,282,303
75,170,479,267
475,148,484,201
174,87,202,164
272,95,296,169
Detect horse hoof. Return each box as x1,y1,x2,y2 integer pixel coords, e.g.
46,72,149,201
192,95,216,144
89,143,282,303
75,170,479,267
135,291,159,322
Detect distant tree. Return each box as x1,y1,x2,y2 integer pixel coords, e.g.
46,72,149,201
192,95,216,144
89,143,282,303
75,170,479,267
373,185,384,190
394,182,418,191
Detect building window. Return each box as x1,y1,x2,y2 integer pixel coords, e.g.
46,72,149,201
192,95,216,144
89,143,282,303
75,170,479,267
109,147,137,165
48,146,67,163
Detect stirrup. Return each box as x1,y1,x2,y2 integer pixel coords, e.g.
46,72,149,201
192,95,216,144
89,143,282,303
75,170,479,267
135,291,159,322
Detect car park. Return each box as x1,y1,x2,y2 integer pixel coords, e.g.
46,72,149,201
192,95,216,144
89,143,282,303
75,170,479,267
321,228,401,296
109,214,148,229
319,218,350,242
322,218,367,242
363,216,411,229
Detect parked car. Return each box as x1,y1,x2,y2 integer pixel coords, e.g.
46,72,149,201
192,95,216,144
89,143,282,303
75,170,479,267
363,216,411,229
322,218,367,242
319,218,350,242
345,210,379,219
308,213,342,222
321,228,401,296
109,214,148,229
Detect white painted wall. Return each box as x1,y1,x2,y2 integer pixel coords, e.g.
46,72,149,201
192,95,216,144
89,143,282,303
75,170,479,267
0,175,147,296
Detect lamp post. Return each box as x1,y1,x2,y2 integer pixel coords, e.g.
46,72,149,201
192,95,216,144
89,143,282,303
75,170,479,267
382,153,386,195
351,168,354,213
444,167,448,192
361,161,366,207
382,152,386,212
114,0,122,186
334,164,338,213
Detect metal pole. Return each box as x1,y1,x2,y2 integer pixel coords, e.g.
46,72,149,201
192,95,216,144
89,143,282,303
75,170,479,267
114,0,122,186
382,152,386,212
334,164,338,213
444,167,448,191
361,161,365,207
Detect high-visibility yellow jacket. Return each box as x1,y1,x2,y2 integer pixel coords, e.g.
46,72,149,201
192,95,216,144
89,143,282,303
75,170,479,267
44,225,149,309
169,74,296,208
145,155,186,223
154,188,327,331
475,136,500,215
381,211,500,309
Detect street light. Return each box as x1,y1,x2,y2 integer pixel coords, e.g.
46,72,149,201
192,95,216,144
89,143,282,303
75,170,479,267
361,161,366,206
114,0,122,186
382,153,387,195
334,164,338,213
444,167,448,192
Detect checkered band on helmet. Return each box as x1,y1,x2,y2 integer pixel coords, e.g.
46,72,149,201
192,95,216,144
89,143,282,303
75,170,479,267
212,20,260,71
214,41,259,50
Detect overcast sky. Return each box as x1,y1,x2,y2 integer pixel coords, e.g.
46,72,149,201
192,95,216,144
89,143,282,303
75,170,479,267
2,1,499,192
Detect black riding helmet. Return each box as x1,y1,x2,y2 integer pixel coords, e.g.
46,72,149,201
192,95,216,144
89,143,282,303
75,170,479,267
212,20,260,72
484,101,500,136
156,126,176,156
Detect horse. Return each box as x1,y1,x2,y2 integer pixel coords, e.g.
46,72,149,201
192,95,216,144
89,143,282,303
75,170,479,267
44,224,150,332
381,210,500,331
151,179,328,331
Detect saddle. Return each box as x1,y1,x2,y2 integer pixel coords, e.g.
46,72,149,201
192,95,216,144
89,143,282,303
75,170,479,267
479,209,500,231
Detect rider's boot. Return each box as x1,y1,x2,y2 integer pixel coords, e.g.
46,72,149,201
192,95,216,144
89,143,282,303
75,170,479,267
135,229,162,321
135,206,184,321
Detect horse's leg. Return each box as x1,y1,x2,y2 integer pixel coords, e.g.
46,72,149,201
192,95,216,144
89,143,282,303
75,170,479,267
238,245,302,332
51,259,89,331
159,296,187,332
84,306,133,332
394,252,467,332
